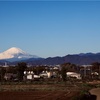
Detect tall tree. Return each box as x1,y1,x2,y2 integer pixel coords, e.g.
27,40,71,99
16,62,27,81
61,66,67,81
0,67,6,81
92,62,100,79
61,63,71,81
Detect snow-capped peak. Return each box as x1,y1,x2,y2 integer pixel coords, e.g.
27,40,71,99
0,47,39,61
5,47,27,55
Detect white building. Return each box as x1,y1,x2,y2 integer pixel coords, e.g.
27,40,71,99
2,62,9,67
24,71,34,80
40,71,53,78
66,72,81,79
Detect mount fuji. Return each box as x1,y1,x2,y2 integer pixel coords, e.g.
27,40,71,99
0,47,39,62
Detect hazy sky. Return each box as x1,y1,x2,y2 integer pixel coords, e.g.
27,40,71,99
0,1,100,58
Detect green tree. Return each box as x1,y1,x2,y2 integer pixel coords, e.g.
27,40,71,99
92,62,100,79
0,67,6,81
16,62,27,81
61,63,71,81
61,63,77,81
61,66,67,81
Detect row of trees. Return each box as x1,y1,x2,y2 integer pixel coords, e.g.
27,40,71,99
0,62,27,81
0,62,100,82
0,62,77,82
61,62,100,81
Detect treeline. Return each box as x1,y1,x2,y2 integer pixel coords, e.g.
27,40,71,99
0,62,100,82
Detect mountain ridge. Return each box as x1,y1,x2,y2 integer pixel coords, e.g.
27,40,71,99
0,47,100,65
14,52,100,65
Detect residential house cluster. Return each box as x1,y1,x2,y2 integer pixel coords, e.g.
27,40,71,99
0,62,100,81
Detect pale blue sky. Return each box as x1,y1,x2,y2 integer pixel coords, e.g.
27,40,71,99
0,1,100,58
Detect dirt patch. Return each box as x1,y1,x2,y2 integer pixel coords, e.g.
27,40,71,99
0,82,96,100
0,90,79,100
90,88,100,100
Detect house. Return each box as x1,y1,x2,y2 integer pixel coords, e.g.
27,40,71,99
34,75,41,79
80,65,92,78
24,71,34,80
40,71,53,78
24,70,42,80
4,73,17,80
66,72,81,79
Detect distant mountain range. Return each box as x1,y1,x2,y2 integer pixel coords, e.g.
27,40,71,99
0,47,100,65
22,53,100,65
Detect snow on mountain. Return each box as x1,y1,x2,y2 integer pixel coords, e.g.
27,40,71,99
0,47,39,61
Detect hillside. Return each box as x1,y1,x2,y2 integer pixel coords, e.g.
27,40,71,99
16,53,100,65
